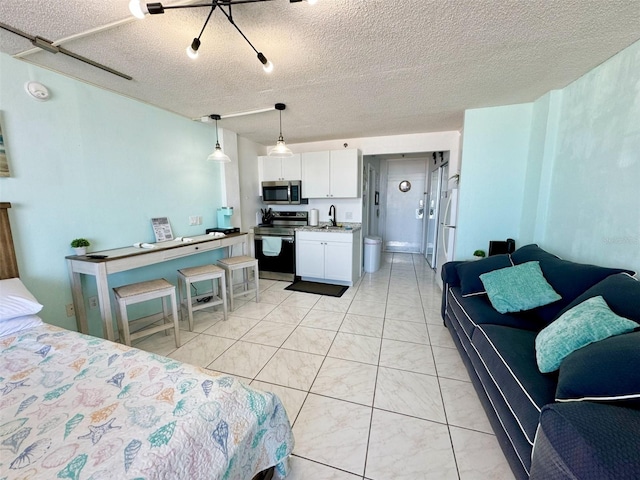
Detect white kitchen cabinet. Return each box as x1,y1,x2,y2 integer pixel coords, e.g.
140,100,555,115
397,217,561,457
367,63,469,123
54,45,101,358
296,230,361,285
300,151,330,198
259,155,301,182
301,149,361,198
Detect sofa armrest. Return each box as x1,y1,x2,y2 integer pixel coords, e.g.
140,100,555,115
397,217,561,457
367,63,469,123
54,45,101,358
441,261,465,287
441,261,465,322
531,402,640,480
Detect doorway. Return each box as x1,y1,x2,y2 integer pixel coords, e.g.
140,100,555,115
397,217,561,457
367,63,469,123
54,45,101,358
383,158,427,253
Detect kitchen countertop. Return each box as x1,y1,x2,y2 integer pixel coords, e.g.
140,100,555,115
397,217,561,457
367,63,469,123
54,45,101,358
295,223,362,233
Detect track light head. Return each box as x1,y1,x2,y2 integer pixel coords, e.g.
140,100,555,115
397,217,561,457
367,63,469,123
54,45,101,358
186,38,200,59
147,3,165,14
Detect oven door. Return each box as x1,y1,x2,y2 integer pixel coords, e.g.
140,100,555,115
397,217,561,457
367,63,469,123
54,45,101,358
254,235,296,281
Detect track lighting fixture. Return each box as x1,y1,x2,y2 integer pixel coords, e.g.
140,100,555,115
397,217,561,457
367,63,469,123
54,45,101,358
268,103,293,158
129,0,274,72
207,115,231,163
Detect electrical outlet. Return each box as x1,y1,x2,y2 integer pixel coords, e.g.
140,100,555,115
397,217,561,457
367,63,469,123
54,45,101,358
189,216,203,226
89,296,98,309
345,211,353,220
66,303,75,317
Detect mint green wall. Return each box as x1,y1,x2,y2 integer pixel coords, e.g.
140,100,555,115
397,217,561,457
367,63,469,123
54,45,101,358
0,54,225,334
456,39,640,273
455,103,533,259
543,40,640,271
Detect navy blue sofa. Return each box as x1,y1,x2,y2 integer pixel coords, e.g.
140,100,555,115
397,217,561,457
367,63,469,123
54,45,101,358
440,244,640,479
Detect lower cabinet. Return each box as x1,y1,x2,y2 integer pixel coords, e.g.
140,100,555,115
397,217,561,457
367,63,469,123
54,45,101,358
296,231,361,285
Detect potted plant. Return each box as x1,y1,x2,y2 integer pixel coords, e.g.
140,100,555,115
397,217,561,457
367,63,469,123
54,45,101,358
473,249,486,260
71,238,90,255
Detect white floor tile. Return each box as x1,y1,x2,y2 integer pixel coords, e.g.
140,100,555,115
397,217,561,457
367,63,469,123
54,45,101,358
300,309,346,331
256,348,325,390
207,340,277,378
384,302,425,322
328,332,381,365
293,394,371,476
450,426,515,480
240,321,296,347
433,345,471,382
168,333,235,367
286,455,361,480
339,313,384,337
379,339,436,375
374,366,446,423
282,326,337,355
314,296,353,313
440,377,492,433
259,288,294,305
179,307,225,332
311,357,377,406
282,291,321,308
202,315,259,340
382,320,429,344
366,409,458,480
427,323,456,349
231,301,277,320
265,304,311,325
347,300,386,318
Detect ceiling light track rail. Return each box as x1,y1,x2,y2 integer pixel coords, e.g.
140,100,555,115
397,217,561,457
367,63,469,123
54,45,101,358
0,21,132,80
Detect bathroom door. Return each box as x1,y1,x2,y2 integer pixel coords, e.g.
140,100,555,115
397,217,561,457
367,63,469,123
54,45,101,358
383,158,427,253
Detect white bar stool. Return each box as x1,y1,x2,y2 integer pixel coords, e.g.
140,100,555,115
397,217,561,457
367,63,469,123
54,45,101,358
217,255,260,311
113,278,180,348
177,264,228,331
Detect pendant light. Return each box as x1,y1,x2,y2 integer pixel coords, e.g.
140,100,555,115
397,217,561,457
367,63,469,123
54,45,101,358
268,103,293,158
207,115,231,163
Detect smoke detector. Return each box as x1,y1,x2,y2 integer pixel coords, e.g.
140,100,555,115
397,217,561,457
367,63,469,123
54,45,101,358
24,81,50,101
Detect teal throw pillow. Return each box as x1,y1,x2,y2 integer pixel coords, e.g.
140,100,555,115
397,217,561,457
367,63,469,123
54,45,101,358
479,261,561,314
535,296,637,373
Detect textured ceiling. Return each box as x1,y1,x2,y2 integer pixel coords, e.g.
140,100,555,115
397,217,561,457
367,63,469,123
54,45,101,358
1,0,639,145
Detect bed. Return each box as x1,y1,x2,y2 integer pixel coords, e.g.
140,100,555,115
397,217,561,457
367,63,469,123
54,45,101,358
0,203,294,479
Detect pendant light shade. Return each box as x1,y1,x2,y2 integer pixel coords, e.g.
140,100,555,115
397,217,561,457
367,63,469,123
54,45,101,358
268,103,293,158
207,115,231,163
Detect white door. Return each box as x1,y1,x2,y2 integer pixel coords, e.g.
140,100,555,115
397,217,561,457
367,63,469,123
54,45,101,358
261,157,283,182
324,241,352,281
301,151,330,198
297,239,325,278
383,159,427,253
330,149,359,198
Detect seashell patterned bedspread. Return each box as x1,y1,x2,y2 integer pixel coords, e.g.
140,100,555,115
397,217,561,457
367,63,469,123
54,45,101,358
0,324,294,479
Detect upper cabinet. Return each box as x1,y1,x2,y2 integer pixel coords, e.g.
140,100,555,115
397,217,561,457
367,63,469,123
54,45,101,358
301,148,361,198
259,155,302,182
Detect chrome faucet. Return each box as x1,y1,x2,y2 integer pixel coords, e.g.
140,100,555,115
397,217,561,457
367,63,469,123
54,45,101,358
328,205,337,227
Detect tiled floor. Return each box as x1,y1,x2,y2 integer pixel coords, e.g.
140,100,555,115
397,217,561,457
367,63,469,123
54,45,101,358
133,252,514,480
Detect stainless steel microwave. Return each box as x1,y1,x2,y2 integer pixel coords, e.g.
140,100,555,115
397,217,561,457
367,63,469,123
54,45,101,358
261,180,302,205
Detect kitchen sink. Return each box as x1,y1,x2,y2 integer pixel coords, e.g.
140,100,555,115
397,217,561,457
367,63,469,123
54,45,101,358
312,225,347,231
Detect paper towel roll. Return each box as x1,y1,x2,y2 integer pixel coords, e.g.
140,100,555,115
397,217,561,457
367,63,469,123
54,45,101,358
309,209,319,226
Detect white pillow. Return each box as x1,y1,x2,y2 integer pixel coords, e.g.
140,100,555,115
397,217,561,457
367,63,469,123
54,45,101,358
0,314,43,337
0,278,44,321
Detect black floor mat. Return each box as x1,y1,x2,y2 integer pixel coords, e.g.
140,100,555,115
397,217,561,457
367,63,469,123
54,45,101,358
284,280,348,297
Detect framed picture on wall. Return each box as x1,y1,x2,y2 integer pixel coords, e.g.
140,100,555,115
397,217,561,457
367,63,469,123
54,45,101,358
0,113,10,178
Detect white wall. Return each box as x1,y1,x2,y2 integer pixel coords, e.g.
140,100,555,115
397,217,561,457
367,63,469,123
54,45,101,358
238,136,266,231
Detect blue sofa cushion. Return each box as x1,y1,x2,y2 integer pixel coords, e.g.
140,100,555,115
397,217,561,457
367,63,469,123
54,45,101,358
456,254,513,296
535,296,637,373
531,402,640,480
555,273,640,324
510,244,634,323
447,287,543,342
480,261,561,314
471,324,557,446
556,330,640,406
